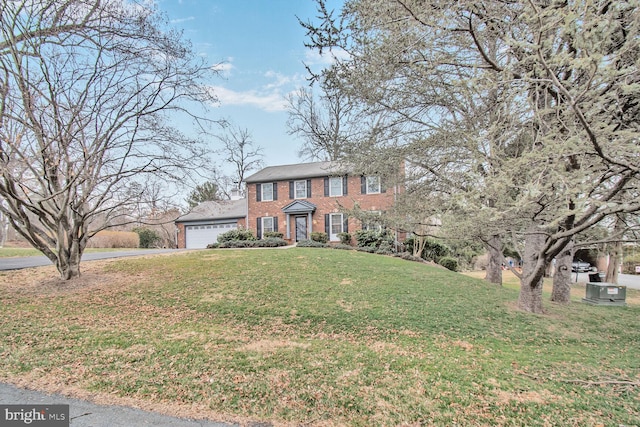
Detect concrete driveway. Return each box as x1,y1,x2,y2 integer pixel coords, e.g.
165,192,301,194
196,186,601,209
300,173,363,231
0,249,184,271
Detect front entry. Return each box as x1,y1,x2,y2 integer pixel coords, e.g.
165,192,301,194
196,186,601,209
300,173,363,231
295,216,308,242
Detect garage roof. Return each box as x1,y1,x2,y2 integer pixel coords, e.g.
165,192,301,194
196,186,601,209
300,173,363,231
176,199,246,223
245,161,348,183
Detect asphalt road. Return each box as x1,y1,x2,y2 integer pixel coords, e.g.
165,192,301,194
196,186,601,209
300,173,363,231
0,382,237,427
0,249,183,271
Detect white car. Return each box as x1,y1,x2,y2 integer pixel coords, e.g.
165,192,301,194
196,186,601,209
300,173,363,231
572,260,592,273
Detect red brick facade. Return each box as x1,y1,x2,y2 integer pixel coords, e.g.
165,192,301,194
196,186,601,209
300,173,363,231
246,175,397,243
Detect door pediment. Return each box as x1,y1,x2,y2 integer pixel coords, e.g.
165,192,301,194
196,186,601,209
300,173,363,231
282,200,316,214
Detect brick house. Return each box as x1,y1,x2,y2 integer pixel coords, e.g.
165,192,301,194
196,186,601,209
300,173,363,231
175,160,400,248
244,161,398,243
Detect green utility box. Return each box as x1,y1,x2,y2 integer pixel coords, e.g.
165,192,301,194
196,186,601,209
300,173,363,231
582,282,627,306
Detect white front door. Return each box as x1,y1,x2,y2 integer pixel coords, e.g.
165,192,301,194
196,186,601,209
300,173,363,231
329,213,343,242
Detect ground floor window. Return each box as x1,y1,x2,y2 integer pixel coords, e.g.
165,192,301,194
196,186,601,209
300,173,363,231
257,216,278,238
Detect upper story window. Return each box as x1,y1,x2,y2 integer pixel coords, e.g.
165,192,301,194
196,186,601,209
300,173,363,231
329,177,343,197
324,176,347,197
289,179,311,199
362,176,381,194
262,183,274,201
295,180,308,199
257,183,277,202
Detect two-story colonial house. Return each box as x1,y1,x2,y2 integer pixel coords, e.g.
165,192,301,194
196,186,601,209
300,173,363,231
244,161,397,243
175,160,399,248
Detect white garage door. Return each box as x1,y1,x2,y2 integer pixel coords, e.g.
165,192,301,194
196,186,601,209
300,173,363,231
185,223,237,249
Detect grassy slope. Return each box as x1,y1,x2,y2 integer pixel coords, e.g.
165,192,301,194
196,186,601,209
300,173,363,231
0,248,638,426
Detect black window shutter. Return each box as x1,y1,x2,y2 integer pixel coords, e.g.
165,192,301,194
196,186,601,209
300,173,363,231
343,176,348,195
343,215,349,233
324,177,329,196
257,217,262,239
289,181,294,199
273,216,278,232
306,179,312,198
256,183,262,201
324,214,330,236
273,183,278,200
381,178,387,193
361,176,366,194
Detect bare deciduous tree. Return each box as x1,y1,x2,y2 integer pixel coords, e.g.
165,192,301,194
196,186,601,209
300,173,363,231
213,123,264,196
0,0,218,279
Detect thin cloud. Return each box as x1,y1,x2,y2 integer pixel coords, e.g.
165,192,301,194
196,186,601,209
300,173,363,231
209,70,305,112
212,62,234,75
210,86,288,112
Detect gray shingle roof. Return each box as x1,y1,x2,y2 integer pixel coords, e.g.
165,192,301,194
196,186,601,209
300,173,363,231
176,199,246,222
244,161,348,183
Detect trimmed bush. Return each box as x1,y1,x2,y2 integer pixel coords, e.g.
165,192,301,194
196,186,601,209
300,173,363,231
133,227,161,248
354,229,395,251
337,232,352,245
263,231,284,239
297,239,327,248
206,243,220,249
219,240,254,248
438,257,459,272
354,229,380,247
257,238,288,247
310,232,328,243
217,228,256,243
404,237,451,261
218,238,288,249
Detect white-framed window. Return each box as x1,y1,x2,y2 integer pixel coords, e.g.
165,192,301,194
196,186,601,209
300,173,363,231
262,217,274,234
366,176,381,194
262,183,274,201
329,177,343,197
295,180,308,199
329,213,344,241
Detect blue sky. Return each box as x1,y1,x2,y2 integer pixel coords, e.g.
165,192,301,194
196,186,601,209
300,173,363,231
158,0,343,174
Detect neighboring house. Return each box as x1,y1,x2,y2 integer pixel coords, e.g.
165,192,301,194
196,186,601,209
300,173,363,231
244,161,398,243
175,198,247,249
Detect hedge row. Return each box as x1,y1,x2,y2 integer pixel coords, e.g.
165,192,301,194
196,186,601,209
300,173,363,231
86,230,139,248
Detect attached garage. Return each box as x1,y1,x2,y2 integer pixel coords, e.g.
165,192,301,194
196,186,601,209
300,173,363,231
184,223,237,249
175,199,247,249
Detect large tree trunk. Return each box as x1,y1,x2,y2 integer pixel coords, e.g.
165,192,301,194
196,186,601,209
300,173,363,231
56,245,82,280
551,238,573,303
605,241,622,284
485,234,503,285
605,217,624,284
518,226,546,313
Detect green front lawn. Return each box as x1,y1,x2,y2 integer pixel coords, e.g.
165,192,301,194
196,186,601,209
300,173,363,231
1,248,638,426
